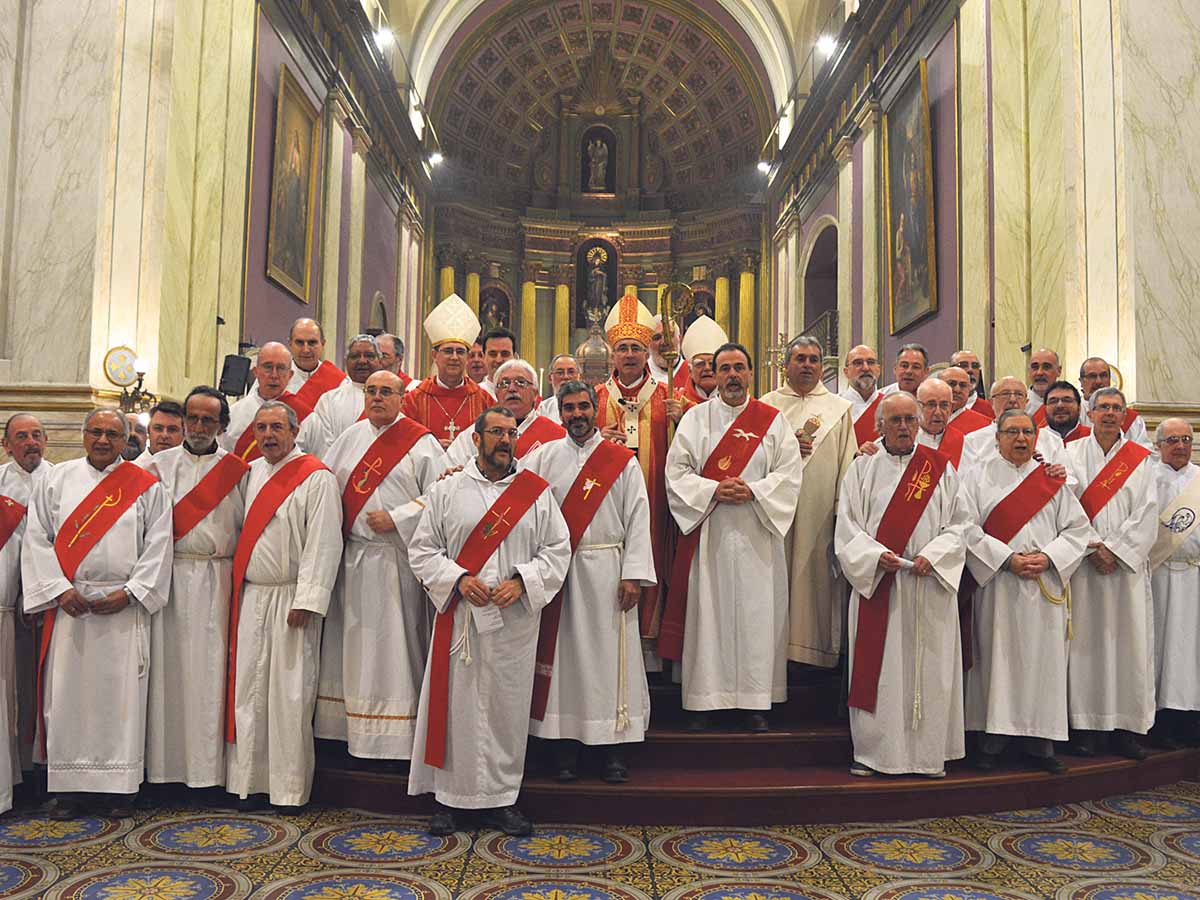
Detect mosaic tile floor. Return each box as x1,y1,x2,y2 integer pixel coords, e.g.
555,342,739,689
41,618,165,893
4,781,1200,899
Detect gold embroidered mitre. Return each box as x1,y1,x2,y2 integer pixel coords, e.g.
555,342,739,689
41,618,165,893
604,293,654,347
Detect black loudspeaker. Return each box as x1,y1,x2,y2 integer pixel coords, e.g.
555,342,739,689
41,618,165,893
218,355,253,396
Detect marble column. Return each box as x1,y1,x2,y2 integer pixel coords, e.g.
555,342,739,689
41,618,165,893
713,258,732,334
958,0,992,377
437,245,458,302
319,92,352,359
855,102,882,353
737,253,758,350
345,127,370,342
834,137,854,360
553,265,572,355
520,262,539,367
463,252,481,315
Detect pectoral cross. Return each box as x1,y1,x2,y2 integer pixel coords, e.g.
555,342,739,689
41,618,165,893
68,489,123,548
353,457,384,494
482,506,512,540
582,477,600,500
444,420,460,440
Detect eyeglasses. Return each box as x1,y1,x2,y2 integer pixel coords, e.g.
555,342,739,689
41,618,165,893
918,400,952,411
84,428,124,440
1161,435,1194,446
258,363,290,374
436,345,467,356
184,415,220,427
998,427,1036,437
364,387,397,397
884,416,918,426
496,378,533,390
483,427,520,439
993,390,1026,400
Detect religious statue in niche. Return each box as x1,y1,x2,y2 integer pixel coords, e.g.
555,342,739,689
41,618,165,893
479,285,512,332
580,126,616,194
575,241,617,329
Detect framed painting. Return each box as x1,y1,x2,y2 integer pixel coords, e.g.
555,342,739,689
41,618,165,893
266,63,321,302
883,58,938,334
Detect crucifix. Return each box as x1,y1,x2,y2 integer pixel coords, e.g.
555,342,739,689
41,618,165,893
582,477,600,500
444,420,461,440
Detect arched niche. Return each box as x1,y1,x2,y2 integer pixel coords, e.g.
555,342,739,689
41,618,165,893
574,237,619,330
580,124,617,195
367,290,388,335
479,282,513,332
798,218,838,337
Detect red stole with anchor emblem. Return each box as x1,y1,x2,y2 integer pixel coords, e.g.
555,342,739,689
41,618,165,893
172,453,249,541
516,415,566,459
38,462,159,750
224,454,329,741
848,444,949,712
530,439,635,720
424,469,550,767
0,495,26,552
659,399,780,662
1078,440,1151,522
339,418,431,535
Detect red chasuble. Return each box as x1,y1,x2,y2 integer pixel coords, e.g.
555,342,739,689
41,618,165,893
1078,440,1151,522
172,453,249,541
233,393,314,463
971,396,996,420
854,393,883,446
949,407,991,435
292,360,347,410
848,445,949,712
958,462,1066,669
37,462,159,751
0,495,26,552
658,399,781,662
224,454,329,741
400,377,494,445
516,416,567,458
673,360,691,392
339,418,431,535
530,440,635,720
596,376,675,639
424,469,550,768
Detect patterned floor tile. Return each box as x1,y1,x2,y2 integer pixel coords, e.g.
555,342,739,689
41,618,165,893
0,853,60,900
1054,879,1200,900
648,827,820,877
821,828,994,878
298,818,470,868
42,862,253,900
861,880,1042,900
249,869,451,899
457,875,652,900
475,825,645,873
987,829,1167,878
661,878,850,900
125,814,300,861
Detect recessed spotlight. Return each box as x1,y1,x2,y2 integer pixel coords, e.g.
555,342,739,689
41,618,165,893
757,160,772,174
428,151,444,166
817,35,837,59
374,28,394,51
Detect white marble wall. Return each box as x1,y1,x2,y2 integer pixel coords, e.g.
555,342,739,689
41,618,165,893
957,0,991,376
346,137,368,344
320,106,347,358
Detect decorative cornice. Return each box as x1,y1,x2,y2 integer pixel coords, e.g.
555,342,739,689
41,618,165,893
520,261,543,283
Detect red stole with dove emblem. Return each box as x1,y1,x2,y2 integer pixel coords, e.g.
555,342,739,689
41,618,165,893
658,399,780,662
848,444,949,712
339,418,431,536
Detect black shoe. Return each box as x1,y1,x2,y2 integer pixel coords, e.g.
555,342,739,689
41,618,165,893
46,796,83,820
269,803,306,817
744,712,769,733
686,713,709,733
134,787,161,810
428,809,457,836
483,805,533,836
555,742,579,783
1112,731,1147,761
234,795,267,812
973,751,998,772
1034,755,1067,775
1065,735,1096,757
1150,730,1185,751
602,750,629,784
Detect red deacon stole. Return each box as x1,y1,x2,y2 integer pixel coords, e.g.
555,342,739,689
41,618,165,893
530,439,635,720
339,418,431,535
38,462,159,750
658,399,781,662
937,426,966,469
1064,423,1092,444
848,445,949,712
1032,405,1048,427
516,416,567,459
1078,440,1151,522
0,495,26,552
172,453,250,541
224,454,329,741
292,360,346,410
424,469,550,768
854,393,883,446
233,393,314,463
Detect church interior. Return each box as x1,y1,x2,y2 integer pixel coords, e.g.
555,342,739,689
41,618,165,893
2,0,1200,898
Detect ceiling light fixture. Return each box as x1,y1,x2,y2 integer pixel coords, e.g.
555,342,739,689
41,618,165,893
757,160,772,174
374,28,394,51
428,151,444,167
817,35,837,59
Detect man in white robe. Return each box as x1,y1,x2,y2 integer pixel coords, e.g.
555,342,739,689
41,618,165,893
523,380,655,783
836,392,966,777
0,415,52,813
445,360,563,468
310,334,382,456
136,401,184,464
840,344,882,422
762,336,855,667
1063,387,1158,759
225,401,341,810
950,349,994,419
22,409,173,816
879,343,929,400
287,317,350,394
960,410,1091,773
939,367,992,435
534,354,580,424
1025,348,1061,416
407,407,570,836
1149,418,1200,746
1078,357,1152,447
860,379,968,467
316,372,446,761
665,342,802,731
222,342,323,456
142,387,246,795
962,377,1066,471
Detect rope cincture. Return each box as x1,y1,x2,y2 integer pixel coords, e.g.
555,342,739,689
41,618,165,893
1038,573,1072,640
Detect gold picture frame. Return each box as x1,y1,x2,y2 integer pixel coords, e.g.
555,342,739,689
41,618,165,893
266,63,321,303
883,58,938,334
